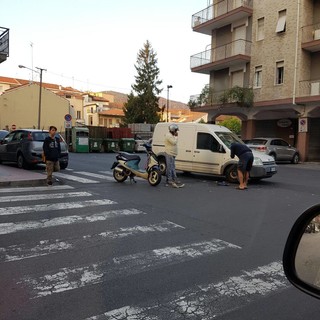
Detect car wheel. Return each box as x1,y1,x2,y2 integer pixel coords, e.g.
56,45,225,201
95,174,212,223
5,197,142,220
158,157,167,176
291,153,299,164
17,153,28,169
225,164,238,183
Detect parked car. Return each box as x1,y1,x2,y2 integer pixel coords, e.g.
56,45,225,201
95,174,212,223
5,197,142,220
0,130,9,140
0,129,69,169
246,138,299,164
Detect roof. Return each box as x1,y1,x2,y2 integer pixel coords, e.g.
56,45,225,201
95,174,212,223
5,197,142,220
98,109,124,116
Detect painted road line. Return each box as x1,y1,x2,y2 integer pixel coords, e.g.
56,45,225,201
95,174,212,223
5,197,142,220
20,239,240,298
75,172,114,181
0,191,92,203
0,221,184,262
0,185,74,193
84,261,289,320
0,199,116,216
53,172,99,183
0,208,145,235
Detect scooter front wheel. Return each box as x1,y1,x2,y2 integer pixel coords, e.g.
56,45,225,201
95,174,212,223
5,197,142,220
148,169,162,186
113,167,128,182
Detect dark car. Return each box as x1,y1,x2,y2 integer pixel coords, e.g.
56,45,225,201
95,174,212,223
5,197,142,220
246,137,299,164
0,129,68,169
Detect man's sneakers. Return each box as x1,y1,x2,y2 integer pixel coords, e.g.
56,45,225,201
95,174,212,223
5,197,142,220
166,179,185,188
47,181,53,186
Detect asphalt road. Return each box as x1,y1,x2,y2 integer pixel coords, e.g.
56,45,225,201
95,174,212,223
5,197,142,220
0,152,320,320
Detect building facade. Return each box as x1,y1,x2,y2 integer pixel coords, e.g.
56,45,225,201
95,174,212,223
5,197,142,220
191,0,320,161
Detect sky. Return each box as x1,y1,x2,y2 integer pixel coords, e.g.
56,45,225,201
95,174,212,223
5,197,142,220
1,0,211,103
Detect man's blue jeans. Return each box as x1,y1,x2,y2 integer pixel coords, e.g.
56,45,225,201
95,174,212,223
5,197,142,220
165,153,177,182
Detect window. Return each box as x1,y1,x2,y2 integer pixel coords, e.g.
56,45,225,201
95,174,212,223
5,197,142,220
254,66,262,88
276,10,286,33
196,133,220,152
76,111,81,119
276,61,284,85
257,17,265,41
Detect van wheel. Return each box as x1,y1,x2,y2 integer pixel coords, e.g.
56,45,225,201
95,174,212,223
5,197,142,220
225,164,238,183
158,157,167,175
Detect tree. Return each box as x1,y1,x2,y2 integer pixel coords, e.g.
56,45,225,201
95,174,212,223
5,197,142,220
219,86,254,108
219,117,241,135
123,40,162,125
188,84,215,109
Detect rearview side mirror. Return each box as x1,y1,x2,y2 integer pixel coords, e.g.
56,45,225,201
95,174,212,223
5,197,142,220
283,203,320,299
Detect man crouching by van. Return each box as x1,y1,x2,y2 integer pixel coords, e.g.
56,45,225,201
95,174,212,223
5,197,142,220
164,124,184,188
230,142,253,190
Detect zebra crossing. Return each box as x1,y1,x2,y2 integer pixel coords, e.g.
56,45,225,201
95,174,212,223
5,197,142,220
0,184,290,319
53,168,144,184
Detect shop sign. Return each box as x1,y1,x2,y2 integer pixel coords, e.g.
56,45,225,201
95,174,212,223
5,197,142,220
277,119,292,128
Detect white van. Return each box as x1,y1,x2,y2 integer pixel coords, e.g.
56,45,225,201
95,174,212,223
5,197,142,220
151,122,277,183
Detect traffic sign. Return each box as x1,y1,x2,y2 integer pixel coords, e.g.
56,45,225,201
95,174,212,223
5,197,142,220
64,114,72,121
64,121,72,129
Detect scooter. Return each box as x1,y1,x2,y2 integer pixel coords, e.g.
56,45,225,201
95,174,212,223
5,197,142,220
111,143,162,186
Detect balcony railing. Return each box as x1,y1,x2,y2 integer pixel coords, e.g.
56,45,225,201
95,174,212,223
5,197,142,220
299,79,320,97
192,0,253,29
301,23,320,52
0,27,9,63
190,39,251,70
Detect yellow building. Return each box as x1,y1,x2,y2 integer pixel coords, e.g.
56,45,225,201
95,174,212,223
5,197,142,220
0,83,71,133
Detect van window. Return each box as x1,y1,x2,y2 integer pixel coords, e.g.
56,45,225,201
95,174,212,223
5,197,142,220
216,132,243,148
197,133,220,152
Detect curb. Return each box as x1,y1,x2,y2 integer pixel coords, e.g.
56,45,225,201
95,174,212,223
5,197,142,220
0,178,48,188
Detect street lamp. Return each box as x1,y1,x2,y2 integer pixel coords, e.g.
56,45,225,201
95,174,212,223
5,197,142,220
166,85,172,122
19,64,47,129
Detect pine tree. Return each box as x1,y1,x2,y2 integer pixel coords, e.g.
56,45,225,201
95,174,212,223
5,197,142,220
123,40,162,125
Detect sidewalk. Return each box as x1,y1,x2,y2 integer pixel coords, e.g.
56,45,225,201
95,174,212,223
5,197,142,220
0,164,47,187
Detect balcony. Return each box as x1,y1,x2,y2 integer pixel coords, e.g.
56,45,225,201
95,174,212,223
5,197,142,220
190,39,251,74
299,80,320,97
0,27,9,64
301,23,320,52
192,0,253,35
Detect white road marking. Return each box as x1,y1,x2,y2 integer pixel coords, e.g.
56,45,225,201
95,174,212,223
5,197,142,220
0,185,74,193
0,208,145,235
20,239,240,298
98,171,113,176
53,172,99,183
0,191,92,203
0,199,116,216
75,172,114,181
84,261,289,320
0,221,184,262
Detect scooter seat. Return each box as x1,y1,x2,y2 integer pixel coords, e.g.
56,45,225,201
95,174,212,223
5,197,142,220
119,152,141,161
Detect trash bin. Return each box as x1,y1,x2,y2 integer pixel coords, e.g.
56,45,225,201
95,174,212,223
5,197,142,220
103,139,119,153
71,127,89,152
119,138,135,152
89,138,102,152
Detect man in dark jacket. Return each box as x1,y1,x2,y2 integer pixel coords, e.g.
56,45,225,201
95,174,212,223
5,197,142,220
230,142,253,190
43,126,61,185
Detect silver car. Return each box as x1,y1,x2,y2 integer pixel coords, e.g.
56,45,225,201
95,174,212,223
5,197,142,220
246,138,299,164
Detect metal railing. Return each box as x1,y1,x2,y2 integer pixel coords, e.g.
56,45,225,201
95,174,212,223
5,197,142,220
301,23,320,43
192,0,253,28
0,27,9,57
190,39,251,69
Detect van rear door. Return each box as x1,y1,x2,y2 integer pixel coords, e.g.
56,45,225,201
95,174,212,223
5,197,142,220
175,125,195,172
192,132,225,174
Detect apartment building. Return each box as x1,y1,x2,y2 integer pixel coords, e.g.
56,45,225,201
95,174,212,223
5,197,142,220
191,0,320,161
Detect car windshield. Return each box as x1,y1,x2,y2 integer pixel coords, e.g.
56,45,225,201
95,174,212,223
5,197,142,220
216,131,244,148
247,139,268,145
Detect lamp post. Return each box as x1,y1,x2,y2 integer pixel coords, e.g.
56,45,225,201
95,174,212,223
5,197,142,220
19,64,47,129
166,85,172,122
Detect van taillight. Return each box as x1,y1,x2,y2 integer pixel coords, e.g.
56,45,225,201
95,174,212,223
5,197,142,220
257,146,266,152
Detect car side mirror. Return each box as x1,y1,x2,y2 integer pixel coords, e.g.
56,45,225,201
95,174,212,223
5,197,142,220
283,203,320,299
